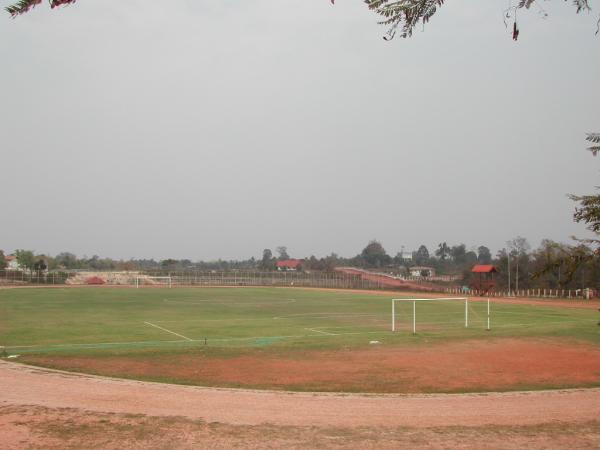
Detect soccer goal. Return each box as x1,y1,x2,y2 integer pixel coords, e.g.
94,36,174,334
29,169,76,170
135,276,172,288
391,297,490,334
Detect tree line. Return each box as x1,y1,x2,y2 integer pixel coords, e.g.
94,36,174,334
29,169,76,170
3,236,599,290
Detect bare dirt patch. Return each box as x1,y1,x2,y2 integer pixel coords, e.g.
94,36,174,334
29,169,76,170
20,338,600,393
2,405,600,450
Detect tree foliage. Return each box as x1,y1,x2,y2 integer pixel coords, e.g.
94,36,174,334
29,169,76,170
15,249,35,270
414,245,429,265
569,133,600,244
360,240,391,268
6,0,74,17
276,246,290,260
533,133,600,286
6,0,599,41
435,242,450,260
477,246,492,264
364,0,597,40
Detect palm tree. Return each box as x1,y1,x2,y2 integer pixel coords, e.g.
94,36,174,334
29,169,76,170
435,242,450,261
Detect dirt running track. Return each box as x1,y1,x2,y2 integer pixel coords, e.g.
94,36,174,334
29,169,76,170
1,361,600,429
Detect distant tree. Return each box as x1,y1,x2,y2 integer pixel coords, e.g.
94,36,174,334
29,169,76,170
477,246,492,264
33,258,47,277
160,259,178,269
15,249,35,271
414,245,429,265
435,242,450,261
533,133,600,286
360,240,391,268
570,133,600,241
276,246,290,260
450,244,467,265
0,250,6,269
531,239,568,288
118,260,136,271
54,252,78,269
322,253,339,271
465,250,478,266
260,248,275,270
507,236,531,291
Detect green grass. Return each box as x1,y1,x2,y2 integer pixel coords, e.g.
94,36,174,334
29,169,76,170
1,286,598,356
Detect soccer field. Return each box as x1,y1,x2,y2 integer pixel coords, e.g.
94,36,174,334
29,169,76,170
1,287,599,392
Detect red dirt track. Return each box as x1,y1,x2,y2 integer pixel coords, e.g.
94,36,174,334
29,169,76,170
2,360,600,429
19,339,600,393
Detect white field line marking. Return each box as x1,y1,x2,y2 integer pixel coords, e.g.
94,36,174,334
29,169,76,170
163,298,297,306
144,321,193,341
6,339,188,350
6,316,591,353
305,327,338,336
5,330,391,351
274,312,381,320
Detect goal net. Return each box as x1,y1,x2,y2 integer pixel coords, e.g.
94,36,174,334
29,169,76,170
391,297,490,334
135,276,172,288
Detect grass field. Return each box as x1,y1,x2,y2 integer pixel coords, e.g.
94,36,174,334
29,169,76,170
1,287,600,392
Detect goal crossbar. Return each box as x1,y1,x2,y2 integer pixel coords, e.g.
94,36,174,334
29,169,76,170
391,297,490,334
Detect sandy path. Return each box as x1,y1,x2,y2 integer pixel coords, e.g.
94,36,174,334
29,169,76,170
2,361,600,428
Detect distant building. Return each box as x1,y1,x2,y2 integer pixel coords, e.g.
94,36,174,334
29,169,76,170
409,266,436,277
5,255,20,270
470,264,498,292
399,252,413,261
276,259,303,271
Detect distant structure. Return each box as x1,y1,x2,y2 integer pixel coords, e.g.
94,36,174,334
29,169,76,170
276,259,303,271
399,251,413,261
4,255,20,270
471,265,498,292
409,266,436,277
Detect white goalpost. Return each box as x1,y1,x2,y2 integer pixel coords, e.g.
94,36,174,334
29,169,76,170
391,297,490,334
135,276,172,288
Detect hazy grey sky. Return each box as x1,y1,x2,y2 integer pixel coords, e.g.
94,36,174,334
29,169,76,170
1,1,599,260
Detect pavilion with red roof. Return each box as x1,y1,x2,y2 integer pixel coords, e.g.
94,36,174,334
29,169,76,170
470,264,498,293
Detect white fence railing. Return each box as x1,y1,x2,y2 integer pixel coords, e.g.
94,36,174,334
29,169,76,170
445,287,595,300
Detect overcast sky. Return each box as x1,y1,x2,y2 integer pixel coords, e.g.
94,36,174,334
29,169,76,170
1,0,599,261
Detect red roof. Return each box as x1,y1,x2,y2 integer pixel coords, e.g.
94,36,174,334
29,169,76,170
5,255,16,261
276,259,303,269
471,264,497,273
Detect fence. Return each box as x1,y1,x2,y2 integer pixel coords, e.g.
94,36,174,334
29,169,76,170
142,270,388,290
3,269,593,298
0,270,70,285
445,287,596,300
0,269,387,290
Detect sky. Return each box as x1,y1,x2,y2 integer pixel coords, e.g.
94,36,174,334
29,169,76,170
1,0,599,261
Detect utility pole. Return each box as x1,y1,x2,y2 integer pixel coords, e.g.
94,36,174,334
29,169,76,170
507,249,511,295
515,253,519,295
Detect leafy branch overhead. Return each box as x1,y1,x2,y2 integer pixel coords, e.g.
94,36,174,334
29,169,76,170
6,0,599,40
588,133,600,156
364,0,445,40
5,0,74,16
7,0,448,37
363,0,596,40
